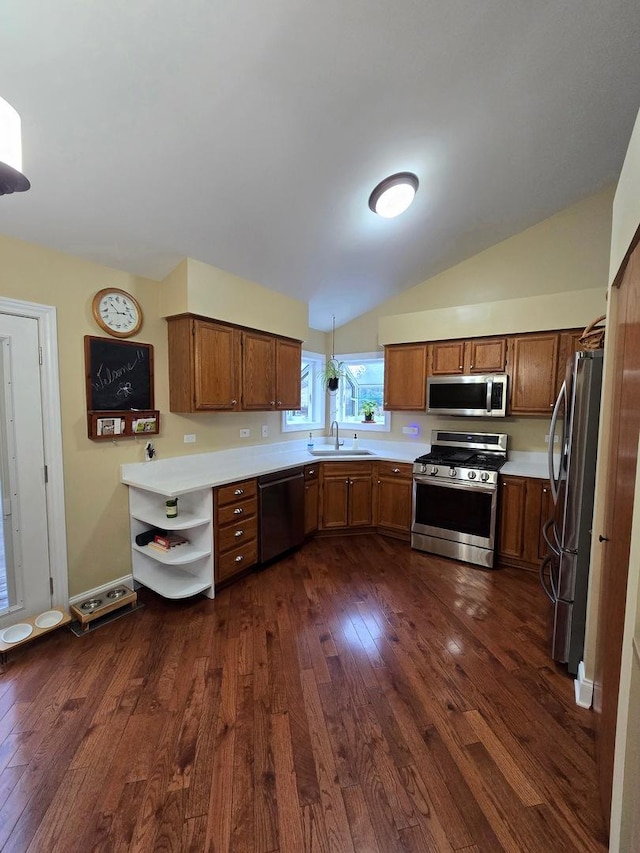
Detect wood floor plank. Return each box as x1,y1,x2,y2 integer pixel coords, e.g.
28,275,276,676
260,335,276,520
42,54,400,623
0,533,607,852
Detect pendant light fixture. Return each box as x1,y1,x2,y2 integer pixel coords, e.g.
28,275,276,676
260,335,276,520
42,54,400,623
0,96,30,196
368,172,418,218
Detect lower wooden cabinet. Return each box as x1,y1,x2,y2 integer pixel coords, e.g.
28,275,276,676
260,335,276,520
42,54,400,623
375,461,413,539
214,478,258,583
304,465,319,536
497,475,551,570
319,463,374,530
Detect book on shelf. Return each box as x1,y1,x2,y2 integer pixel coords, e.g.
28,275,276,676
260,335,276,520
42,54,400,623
147,533,189,552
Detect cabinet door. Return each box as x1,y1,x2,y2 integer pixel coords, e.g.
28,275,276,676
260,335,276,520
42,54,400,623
275,338,302,410
376,477,412,532
383,344,427,410
508,333,559,414
348,474,373,527
194,320,241,411
305,479,319,536
498,476,527,560
467,337,507,373
321,475,350,529
242,331,276,410
556,330,584,396
429,341,466,375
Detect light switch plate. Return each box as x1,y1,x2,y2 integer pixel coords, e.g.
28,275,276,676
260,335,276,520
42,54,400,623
184,434,196,443
262,425,269,438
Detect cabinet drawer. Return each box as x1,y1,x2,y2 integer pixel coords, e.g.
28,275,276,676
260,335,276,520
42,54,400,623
217,496,257,526
216,479,257,506
304,464,319,481
376,461,413,479
216,540,258,582
217,518,258,554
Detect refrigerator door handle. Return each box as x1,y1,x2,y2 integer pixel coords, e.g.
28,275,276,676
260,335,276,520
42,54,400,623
542,518,561,557
548,380,566,504
539,554,556,602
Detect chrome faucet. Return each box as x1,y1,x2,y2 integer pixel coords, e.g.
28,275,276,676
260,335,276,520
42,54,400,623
330,420,343,450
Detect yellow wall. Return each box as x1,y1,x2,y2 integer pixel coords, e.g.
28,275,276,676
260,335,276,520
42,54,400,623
335,187,612,451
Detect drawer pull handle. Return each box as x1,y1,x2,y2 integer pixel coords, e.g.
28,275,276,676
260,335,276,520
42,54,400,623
234,488,244,496
234,508,243,515
392,467,400,473
235,555,244,563
235,530,244,537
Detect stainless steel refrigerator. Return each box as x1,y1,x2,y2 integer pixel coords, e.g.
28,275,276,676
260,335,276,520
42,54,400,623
540,349,603,675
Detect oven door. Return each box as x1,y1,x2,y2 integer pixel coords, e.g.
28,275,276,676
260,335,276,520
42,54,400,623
412,476,498,549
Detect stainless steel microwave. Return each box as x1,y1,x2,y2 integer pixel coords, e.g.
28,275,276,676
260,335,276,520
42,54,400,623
426,373,508,417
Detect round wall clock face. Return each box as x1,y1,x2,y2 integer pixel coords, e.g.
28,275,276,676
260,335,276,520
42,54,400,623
92,288,143,338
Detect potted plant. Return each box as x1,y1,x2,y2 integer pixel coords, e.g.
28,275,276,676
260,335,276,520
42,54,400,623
361,400,377,422
318,357,346,392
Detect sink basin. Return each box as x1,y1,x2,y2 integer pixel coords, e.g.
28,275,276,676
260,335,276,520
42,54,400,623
308,448,374,456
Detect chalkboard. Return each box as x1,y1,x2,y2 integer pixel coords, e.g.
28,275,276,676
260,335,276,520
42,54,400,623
85,336,154,412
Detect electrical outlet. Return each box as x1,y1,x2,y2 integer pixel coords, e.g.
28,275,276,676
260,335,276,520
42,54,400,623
262,425,269,438
402,425,419,436
183,434,196,443
240,428,250,438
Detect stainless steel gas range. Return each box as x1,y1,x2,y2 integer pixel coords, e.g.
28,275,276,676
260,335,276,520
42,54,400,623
411,430,508,568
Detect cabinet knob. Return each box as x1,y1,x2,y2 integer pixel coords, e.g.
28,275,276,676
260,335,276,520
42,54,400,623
308,469,315,475
235,555,244,563
270,400,276,407
277,400,282,406
470,364,473,369
231,399,237,405
459,365,463,369
235,530,244,537
392,467,400,473
234,488,244,496
234,507,243,515
377,480,381,484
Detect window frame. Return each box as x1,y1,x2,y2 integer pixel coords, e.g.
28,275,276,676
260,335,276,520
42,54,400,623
281,350,326,432
329,351,390,433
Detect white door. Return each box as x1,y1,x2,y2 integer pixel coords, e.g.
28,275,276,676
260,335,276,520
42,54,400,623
0,314,51,625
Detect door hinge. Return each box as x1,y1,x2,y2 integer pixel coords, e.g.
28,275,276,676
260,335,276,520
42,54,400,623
44,464,48,484
49,577,54,595
39,346,43,365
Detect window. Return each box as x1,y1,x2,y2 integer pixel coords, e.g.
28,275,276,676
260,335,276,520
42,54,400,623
282,351,325,432
331,352,390,432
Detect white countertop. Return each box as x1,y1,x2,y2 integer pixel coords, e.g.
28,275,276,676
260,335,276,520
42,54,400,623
121,439,549,496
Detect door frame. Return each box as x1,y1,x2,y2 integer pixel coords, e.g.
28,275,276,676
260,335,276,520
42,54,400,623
0,297,68,607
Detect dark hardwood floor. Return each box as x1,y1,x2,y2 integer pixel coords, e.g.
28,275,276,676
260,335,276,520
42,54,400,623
0,535,607,852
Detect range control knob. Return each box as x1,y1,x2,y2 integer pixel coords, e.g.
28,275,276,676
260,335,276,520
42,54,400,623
420,463,428,474
467,470,477,480
430,466,438,476
449,467,457,477
480,472,490,482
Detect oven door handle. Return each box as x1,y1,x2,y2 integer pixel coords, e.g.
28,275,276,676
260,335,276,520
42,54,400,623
413,476,495,494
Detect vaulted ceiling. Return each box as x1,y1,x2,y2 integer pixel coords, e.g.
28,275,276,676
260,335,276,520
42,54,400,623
0,1,639,329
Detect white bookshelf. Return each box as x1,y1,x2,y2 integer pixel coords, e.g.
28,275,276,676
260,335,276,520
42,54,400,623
128,486,214,599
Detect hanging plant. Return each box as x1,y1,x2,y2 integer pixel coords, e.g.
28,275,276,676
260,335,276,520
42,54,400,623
318,357,347,392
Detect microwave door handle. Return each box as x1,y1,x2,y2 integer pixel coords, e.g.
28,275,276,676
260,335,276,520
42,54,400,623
548,380,566,504
486,378,492,413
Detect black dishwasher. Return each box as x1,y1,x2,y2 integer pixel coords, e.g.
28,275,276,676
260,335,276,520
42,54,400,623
258,466,305,563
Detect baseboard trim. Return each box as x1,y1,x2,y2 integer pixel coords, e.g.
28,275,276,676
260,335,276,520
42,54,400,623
574,660,594,708
69,574,135,606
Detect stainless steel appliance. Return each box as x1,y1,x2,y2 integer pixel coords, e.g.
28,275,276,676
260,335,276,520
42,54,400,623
540,349,603,675
426,373,508,417
412,430,508,568
258,467,305,563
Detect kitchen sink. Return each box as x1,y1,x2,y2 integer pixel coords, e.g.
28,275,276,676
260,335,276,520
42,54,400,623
307,447,374,457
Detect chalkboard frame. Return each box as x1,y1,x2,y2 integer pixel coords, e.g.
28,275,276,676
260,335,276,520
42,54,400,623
84,335,155,412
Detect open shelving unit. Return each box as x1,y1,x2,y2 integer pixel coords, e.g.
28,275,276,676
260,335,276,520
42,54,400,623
128,486,214,599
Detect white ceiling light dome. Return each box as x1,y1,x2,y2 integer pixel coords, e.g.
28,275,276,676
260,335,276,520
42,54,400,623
0,96,30,196
368,172,418,218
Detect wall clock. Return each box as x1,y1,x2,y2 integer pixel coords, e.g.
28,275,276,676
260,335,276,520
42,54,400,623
92,288,143,338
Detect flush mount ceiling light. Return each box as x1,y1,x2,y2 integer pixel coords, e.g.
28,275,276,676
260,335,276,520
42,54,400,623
368,171,418,218
0,96,30,196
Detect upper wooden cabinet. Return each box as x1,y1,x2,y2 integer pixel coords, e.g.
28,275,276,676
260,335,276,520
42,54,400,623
383,343,427,410
242,331,301,411
167,315,301,413
428,336,507,376
507,333,560,415
168,316,241,412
